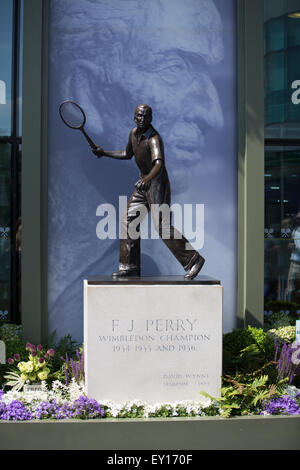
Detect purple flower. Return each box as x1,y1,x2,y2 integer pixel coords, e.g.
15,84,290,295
37,344,43,352
47,348,55,357
262,395,300,415
7,358,14,365
0,396,104,421
25,342,32,350
61,349,85,385
60,349,84,386
31,351,37,357
55,402,74,420
70,358,75,376
274,338,279,362
64,363,69,386
275,341,300,384
33,398,104,420
0,402,6,415
38,357,45,364
69,396,105,419
0,400,33,421
34,401,61,420
33,401,74,420
13,353,20,361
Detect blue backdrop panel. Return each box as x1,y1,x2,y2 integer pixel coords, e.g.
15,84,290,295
48,0,237,341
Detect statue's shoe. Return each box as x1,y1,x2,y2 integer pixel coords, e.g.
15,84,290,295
112,269,140,278
184,255,205,280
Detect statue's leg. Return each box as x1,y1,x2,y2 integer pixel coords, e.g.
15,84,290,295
114,189,149,277
148,178,205,279
150,202,199,267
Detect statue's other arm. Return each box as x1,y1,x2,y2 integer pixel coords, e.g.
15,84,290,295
92,130,134,160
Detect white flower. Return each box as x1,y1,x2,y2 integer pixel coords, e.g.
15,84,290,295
68,378,86,402
285,385,300,398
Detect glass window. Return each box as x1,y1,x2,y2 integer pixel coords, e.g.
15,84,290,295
265,146,300,302
264,0,300,315
0,0,23,323
265,16,286,52
0,143,11,321
0,0,13,136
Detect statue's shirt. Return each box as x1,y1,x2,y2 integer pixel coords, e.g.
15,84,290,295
126,125,165,176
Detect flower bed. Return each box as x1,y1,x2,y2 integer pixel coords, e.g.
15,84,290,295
0,379,212,420
0,379,299,421
0,319,300,421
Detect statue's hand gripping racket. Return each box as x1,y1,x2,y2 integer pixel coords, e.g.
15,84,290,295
59,100,102,156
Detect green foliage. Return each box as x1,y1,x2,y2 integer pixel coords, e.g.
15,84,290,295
264,311,296,330
264,300,299,319
0,324,27,363
3,369,25,391
200,371,288,418
113,403,146,419
45,331,81,374
0,324,22,342
0,325,28,388
223,326,275,375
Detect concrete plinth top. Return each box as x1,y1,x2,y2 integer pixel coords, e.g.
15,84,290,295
86,275,221,285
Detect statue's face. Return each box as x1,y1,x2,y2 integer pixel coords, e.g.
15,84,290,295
134,107,152,133
52,0,224,192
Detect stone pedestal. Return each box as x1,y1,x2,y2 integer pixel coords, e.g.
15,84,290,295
84,276,222,404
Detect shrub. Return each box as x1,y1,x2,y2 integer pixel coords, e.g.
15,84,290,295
0,325,27,388
0,324,27,362
264,311,295,330
201,373,287,418
45,332,81,374
0,324,22,342
264,300,299,319
223,326,274,375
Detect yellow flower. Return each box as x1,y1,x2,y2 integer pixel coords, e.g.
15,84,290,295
20,373,28,381
37,361,45,370
27,373,37,382
17,362,27,373
29,355,39,367
25,362,34,373
37,368,50,381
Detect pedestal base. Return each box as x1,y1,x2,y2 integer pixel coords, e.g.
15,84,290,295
84,276,222,404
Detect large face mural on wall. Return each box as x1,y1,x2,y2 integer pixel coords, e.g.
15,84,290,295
48,0,237,341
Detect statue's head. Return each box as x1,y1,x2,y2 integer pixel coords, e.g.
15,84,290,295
134,104,152,132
